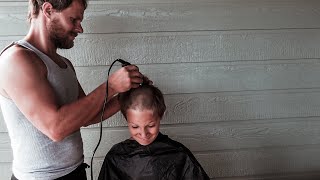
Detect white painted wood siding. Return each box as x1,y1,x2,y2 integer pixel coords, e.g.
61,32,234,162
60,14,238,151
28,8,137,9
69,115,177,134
1,0,320,179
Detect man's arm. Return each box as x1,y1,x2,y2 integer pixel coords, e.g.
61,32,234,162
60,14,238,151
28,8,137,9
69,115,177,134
78,84,121,127
0,47,142,142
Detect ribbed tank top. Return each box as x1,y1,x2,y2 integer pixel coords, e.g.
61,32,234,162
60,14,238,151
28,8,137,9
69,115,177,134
0,40,84,179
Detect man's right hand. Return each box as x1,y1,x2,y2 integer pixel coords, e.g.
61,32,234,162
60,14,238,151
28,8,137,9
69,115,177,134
108,65,144,94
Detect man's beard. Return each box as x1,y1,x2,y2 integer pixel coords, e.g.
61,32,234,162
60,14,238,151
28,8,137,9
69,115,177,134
48,19,76,49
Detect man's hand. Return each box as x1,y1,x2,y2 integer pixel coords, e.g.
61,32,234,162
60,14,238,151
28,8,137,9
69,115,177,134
108,65,143,94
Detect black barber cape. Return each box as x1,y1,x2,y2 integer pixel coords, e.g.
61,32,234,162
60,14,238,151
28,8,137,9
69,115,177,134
98,132,210,180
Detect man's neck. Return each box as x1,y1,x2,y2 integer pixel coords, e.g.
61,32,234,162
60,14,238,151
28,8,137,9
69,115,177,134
25,21,58,58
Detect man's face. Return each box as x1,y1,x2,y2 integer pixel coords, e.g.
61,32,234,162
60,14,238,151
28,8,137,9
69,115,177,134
48,0,84,49
126,109,161,146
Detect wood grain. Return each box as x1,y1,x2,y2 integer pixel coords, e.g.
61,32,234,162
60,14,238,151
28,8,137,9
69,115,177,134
1,0,320,35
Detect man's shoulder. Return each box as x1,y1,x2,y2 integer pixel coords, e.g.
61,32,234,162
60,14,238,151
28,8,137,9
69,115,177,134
3,48,46,80
1,44,40,65
0,43,47,95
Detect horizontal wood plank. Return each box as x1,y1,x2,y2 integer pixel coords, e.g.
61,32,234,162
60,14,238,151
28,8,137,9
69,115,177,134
84,0,320,33
0,108,6,132
75,60,320,94
0,163,12,179
1,0,320,35
0,149,11,163
2,145,320,179
1,89,320,130
81,117,320,157
3,117,320,162
1,30,320,66
0,133,10,150
86,144,320,178
0,133,11,163
57,30,320,65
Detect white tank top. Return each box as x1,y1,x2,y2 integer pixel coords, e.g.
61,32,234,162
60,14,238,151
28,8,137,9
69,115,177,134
0,40,84,179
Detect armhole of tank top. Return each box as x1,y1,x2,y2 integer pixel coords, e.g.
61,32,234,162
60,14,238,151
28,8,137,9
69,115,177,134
15,41,51,79
0,42,15,99
60,56,75,72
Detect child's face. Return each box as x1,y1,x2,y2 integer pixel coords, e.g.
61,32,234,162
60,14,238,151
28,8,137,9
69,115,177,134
126,109,160,146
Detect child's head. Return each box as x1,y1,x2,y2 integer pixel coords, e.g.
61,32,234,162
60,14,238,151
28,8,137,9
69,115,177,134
119,84,166,145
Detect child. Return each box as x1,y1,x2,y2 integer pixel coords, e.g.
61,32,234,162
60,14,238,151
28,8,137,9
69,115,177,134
98,84,210,180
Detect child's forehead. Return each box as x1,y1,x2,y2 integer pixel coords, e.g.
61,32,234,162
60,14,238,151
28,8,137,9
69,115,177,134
126,109,161,122
127,107,156,114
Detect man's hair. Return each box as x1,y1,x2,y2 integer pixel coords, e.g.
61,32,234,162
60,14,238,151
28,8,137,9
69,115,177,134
119,84,166,120
27,0,88,22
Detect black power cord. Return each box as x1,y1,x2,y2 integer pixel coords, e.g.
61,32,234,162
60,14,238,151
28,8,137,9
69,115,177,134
90,59,131,180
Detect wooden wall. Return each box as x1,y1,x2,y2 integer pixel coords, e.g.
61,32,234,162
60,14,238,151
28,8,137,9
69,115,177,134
1,0,320,179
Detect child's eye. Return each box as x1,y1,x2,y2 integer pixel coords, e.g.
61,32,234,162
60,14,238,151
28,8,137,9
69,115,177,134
131,126,138,129
148,125,155,128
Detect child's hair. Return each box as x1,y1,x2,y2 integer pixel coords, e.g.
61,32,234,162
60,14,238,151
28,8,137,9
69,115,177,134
119,84,166,119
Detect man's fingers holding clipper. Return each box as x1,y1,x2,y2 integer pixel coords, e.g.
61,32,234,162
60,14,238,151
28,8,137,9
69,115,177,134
125,65,144,84
124,64,139,72
108,65,141,93
123,64,153,88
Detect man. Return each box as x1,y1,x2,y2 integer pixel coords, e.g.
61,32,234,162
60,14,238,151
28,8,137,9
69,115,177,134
0,0,144,179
